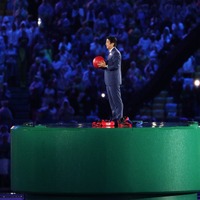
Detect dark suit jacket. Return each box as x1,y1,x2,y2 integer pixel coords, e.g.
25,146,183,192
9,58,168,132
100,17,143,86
104,47,122,86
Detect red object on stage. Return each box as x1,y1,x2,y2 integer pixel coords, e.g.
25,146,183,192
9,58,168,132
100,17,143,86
92,117,132,128
93,56,105,68
101,120,115,126
92,120,115,128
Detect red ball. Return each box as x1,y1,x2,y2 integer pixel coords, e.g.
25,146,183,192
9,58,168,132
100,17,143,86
93,56,105,68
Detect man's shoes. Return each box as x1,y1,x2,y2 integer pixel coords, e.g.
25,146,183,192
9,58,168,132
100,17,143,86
118,116,132,128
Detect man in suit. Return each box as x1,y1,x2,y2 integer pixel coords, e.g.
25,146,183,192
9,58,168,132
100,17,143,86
98,36,123,121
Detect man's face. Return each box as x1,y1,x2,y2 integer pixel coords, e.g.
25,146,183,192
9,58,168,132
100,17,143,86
106,39,114,50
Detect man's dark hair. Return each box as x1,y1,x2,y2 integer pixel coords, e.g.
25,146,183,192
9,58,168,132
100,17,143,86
107,36,117,46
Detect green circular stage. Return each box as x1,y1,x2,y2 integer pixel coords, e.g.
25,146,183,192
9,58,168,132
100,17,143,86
11,122,200,199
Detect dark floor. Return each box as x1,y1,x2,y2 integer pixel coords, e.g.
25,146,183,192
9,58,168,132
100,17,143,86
0,193,24,200
0,193,200,199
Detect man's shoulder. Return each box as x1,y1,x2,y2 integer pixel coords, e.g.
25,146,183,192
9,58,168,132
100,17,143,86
112,47,120,54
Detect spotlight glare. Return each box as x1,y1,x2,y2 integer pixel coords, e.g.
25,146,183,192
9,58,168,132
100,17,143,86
101,93,106,98
194,79,200,87
38,18,42,26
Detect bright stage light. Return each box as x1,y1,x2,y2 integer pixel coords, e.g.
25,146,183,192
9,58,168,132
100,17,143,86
101,93,106,98
194,79,200,87
38,18,42,26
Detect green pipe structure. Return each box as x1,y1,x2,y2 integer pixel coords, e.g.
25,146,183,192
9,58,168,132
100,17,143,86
11,122,200,199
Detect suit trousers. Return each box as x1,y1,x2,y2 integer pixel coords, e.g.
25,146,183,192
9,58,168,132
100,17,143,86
106,85,123,120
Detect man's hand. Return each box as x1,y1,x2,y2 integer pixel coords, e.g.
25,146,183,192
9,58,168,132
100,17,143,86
98,61,107,68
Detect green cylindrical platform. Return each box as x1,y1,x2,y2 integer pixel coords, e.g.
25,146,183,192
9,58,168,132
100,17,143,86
11,123,200,199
